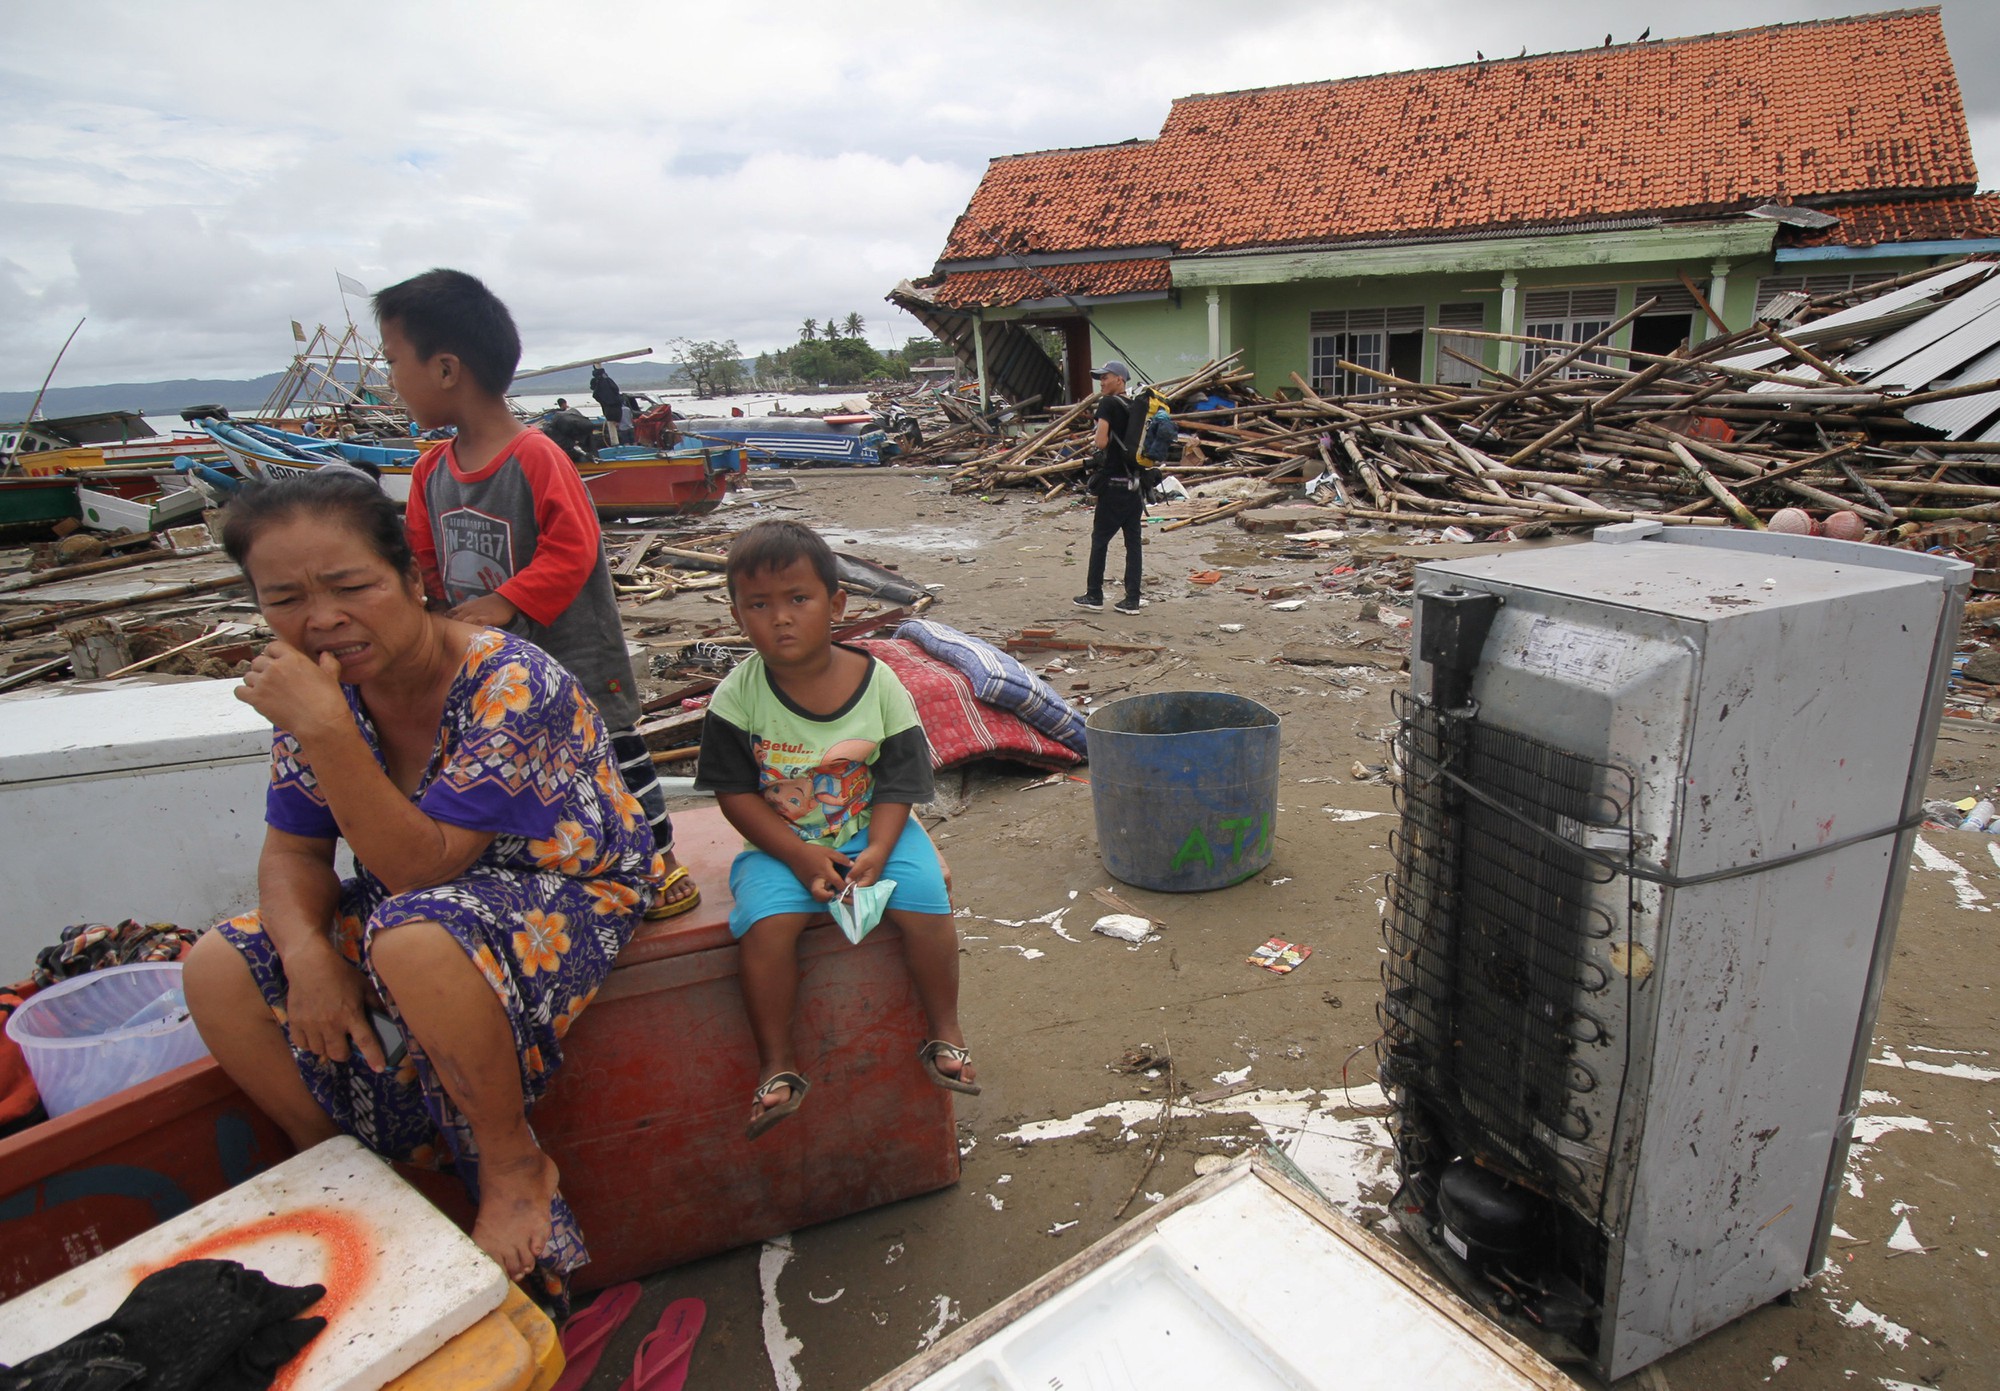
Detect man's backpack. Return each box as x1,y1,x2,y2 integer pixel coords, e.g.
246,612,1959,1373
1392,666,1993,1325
1124,386,1181,469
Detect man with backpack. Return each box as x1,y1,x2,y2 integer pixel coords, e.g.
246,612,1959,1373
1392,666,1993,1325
1074,360,1148,615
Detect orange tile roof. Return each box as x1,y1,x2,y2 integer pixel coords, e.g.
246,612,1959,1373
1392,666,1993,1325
940,8,1974,264
930,259,1171,310
1784,193,2000,247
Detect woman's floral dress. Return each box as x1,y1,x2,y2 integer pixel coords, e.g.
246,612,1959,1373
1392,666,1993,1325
216,629,659,1305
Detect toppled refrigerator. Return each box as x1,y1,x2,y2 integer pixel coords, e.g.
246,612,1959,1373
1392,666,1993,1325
1379,521,1969,1379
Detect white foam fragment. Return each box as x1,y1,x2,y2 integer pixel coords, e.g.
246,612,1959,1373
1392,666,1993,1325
1873,1046,2000,1082
1858,1090,1900,1107
917,1295,961,1348
1911,835,1989,910
1850,1115,1933,1146
808,1287,845,1305
1834,1300,1912,1347
1887,1217,1927,1253
759,1235,804,1391
999,1099,1189,1144
1048,1221,1077,1235
996,944,1047,960
1212,1065,1253,1086
1323,808,1388,821
985,1193,1004,1212
1092,913,1153,943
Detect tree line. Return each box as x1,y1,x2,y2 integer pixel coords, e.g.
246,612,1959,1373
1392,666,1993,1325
668,315,947,398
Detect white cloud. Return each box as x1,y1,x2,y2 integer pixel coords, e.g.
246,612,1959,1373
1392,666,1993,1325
2,0,1995,389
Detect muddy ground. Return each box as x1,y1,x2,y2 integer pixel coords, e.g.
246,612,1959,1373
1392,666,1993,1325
581,468,2000,1391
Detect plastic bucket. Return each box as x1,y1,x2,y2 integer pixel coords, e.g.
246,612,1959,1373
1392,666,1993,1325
5,962,210,1116
1086,691,1281,892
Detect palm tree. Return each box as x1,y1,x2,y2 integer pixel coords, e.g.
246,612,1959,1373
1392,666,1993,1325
843,312,865,340
801,318,818,343
825,316,842,341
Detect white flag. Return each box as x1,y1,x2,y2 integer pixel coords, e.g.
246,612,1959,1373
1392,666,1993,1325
336,271,368,297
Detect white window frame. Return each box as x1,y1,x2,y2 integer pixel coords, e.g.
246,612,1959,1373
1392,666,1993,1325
1520,287,1618,377
1310,306,1424,396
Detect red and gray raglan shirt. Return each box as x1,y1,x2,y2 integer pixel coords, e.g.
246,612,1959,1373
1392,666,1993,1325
406,427,643,731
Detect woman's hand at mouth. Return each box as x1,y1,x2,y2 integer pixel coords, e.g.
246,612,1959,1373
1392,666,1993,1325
236,638,352,739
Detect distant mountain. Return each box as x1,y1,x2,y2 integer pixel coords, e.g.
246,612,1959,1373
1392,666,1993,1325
0,361,688,422
0,374,292,420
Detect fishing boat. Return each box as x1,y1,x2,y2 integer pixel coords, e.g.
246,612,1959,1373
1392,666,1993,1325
0,476,82,531
194,418,417,503
676,413,889,466
197,418,742,518
2,410,227,476
582,444,743,517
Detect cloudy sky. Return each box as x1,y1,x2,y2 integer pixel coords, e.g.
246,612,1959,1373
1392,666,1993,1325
3,0,1995,391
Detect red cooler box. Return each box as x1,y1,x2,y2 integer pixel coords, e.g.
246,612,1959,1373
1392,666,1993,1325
0,806,962,1297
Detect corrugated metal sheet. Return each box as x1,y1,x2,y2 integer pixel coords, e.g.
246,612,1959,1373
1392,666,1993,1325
1906,390,2000,438
1786,262,1992,347
1840,274,2000,378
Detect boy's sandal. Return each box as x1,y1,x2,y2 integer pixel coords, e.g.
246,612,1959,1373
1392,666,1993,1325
746,1072,810,1140
644,866,702,921
918,1040,982,1096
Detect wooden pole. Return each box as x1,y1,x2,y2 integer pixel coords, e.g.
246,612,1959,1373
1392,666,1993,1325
0,575,245,637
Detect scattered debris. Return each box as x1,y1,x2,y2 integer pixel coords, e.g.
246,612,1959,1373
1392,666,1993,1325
1246,938,1313,973
1091,913,1153,943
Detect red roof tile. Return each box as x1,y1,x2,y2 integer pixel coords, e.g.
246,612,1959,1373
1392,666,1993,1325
1785,193,2000,247
930,259,1171,310
941,9,1975,263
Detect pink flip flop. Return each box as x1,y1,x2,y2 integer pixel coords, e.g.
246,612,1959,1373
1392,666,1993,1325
553,1281,642,1391
616,1296,706,1391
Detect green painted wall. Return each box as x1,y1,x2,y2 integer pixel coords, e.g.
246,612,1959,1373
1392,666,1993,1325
1083,298,1212,384
1228,253,1937,396
990,250,1939,399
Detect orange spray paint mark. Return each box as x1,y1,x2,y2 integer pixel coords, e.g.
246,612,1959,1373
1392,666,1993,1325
132,1206,375,1391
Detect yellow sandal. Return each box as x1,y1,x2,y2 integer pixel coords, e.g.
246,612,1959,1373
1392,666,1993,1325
644,865,703,921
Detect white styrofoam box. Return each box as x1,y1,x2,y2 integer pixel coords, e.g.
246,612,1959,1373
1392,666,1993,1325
889,1160,1565,1390
0,1137,507,1391
0,679,273,975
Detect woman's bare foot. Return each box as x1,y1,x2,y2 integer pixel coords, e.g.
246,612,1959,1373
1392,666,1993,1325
472,1147,560,1279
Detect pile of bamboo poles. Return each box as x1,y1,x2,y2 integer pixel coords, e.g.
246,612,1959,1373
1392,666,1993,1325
937,265,2000,533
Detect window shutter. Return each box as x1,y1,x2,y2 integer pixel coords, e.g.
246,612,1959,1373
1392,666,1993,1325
1437,302,1485,329
1523,289,1571,320
1636,283,1700,315
1570,287,1618,318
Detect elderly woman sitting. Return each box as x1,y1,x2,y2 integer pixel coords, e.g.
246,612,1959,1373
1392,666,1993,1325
185,468,657,1302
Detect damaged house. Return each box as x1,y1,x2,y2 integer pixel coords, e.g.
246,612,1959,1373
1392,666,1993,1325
894,6,2000,405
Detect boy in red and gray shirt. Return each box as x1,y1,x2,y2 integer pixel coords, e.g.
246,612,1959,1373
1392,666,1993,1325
376,268,699,919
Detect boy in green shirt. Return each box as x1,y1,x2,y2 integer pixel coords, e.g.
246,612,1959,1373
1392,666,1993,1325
695,520,978,1138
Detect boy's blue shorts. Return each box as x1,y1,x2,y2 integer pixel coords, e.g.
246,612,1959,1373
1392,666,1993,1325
727,817,952,939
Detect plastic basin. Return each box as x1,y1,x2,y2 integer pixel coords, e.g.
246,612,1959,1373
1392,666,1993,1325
1086,691,1281,892
5,962,211,1117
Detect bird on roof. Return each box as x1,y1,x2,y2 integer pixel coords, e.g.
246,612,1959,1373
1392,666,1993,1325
1475,49,1484,60
1517,46,1527,57
1638,27,1650,41
1604,33,1613,46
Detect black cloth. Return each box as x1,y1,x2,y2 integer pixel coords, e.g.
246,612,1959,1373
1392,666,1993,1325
1,1260,326,1391
1086,486,1144,604
589,367,621,418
